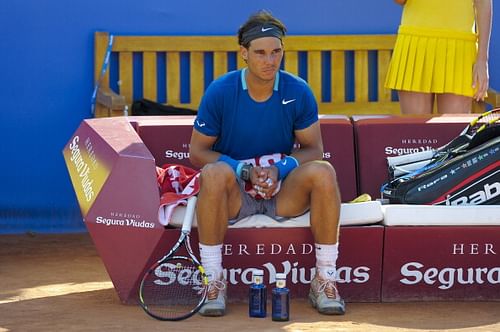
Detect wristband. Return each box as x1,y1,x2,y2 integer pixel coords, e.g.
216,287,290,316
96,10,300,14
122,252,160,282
275,156,299,180
218,154,241,174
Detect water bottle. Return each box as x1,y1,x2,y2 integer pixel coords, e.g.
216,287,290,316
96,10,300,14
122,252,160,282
249,269,267,318
272,273,290,321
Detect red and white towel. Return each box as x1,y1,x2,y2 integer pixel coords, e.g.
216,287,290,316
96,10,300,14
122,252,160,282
157,164,200,226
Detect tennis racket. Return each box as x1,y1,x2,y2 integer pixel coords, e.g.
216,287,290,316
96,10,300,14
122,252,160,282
387,108,500,168
139,196,208,321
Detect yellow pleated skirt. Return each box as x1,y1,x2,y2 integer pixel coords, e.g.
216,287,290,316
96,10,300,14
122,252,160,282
385,25,478,97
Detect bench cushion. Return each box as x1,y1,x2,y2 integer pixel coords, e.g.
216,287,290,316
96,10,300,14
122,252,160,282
382,204,500,226
169,200,383,228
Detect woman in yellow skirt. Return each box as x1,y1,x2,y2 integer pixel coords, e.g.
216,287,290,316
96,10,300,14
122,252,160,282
385,0,492,114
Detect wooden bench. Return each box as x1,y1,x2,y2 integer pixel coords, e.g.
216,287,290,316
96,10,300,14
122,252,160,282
94,31,499,117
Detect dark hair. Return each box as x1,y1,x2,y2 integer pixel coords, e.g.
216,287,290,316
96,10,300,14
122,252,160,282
237,10,287,48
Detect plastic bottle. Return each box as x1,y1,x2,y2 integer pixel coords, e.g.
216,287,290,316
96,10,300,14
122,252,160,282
272,273,290,321
249,269,267,318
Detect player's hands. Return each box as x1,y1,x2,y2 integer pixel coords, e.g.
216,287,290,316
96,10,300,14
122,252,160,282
250,166,278,199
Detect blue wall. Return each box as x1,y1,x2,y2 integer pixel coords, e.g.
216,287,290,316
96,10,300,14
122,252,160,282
0,0,498,234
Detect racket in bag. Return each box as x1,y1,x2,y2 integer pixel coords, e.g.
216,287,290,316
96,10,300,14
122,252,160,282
382,126,500,205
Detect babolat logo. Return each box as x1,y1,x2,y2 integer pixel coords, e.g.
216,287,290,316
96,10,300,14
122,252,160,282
165,150,190,160
446,179,500,205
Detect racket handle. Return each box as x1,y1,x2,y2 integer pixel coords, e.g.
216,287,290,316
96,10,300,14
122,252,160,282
390,158,432,177
181,196,198,233
387,150,434,167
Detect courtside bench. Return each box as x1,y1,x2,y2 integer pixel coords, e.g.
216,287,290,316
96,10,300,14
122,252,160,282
63,115,500,304
63,115,384,304
93,32,500,117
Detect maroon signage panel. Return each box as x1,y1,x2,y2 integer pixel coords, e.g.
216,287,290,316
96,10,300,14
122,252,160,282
320,115,357,202
136,116,196,168
137,225,384,304
353,115,473,199
64,118,167,304
382,226,500,301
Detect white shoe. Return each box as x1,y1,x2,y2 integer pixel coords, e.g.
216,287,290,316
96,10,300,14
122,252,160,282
308,275,346,315
198,277,227,317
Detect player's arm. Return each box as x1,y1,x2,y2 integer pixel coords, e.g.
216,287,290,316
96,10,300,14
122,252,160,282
473,0,492,101
189,129,219,169
291,121,324,164
394,0,406,5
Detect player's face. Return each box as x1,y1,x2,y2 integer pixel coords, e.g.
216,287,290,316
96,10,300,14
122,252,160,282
242,37,283,82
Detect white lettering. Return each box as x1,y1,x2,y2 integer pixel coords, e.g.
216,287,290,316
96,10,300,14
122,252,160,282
485,244,497,255
95,216,154,228
448,181,500,205
256,244,265,255
238,244,250,256
285,244,296,255
223,244,233,256
271,244,282,255
165,150,190,160
69,135,95,202
400,262,500,289
302,243,313,255
453,243,465,255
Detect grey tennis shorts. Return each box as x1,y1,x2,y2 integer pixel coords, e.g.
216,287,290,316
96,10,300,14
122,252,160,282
229,178,286,225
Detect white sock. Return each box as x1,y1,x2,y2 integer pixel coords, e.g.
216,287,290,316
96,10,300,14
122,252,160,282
315,243,339,280
199,243,223,280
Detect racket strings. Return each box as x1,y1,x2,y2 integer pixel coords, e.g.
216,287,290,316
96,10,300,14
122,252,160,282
141,258,205,319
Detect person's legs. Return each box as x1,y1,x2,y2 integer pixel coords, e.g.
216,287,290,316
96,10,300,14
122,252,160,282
197,161,242,317
276,160,345,314
398,91,434,114
436,93,472,114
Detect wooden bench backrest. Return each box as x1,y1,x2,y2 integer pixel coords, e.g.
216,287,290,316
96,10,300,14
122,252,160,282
95,32,496,116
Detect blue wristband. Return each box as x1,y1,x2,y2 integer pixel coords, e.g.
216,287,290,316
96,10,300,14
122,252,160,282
275,156,299,180
218,154,242,175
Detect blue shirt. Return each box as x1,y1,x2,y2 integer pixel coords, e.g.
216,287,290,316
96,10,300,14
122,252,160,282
194,68,318,160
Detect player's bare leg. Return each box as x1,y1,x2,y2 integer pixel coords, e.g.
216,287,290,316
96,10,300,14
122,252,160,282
276,160,345,314
196,162,241,317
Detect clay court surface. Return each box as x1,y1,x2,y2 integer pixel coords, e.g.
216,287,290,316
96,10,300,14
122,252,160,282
1,233,499,332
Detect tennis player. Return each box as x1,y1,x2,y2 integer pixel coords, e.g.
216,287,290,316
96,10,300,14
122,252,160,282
189,10,345,316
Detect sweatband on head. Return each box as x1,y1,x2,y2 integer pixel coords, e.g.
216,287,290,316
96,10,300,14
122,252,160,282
275,155,299,180
241,24,284,46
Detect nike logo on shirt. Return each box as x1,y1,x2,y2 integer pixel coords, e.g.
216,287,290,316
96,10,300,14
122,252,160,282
282,98,296,105
196,120,206,127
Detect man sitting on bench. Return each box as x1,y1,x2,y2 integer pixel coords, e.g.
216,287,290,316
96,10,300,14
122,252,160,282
189,10,345,317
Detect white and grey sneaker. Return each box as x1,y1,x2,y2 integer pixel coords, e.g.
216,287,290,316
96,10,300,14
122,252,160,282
308,274,345,315
198,275,227,317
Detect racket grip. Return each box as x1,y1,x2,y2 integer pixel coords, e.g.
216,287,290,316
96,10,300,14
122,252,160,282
387,150,434,167
181,196,198,233
390,158,432,177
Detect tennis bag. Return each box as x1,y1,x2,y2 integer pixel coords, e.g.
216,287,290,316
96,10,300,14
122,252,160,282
131,99,197,116
382,127,500,205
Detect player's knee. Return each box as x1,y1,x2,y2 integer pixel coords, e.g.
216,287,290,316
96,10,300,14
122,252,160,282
308,160,337,185
200,162,234,190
